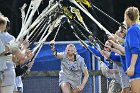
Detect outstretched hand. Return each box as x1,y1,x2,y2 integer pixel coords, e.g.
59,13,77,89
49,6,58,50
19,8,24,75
50,39,55,45
108,34,117,42
50,40,55,48
100,50,110,59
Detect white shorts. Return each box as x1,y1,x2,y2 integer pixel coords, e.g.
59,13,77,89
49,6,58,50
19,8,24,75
129,78,140,82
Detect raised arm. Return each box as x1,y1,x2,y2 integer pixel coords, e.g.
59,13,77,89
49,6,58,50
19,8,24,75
108,40,125,55
79,41,104,59
87,45,104,58
50,40,63,59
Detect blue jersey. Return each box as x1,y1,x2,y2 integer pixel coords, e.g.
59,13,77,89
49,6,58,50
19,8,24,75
120,44,127,72
109,52,127,72
120,56,127,72
124,24,140,79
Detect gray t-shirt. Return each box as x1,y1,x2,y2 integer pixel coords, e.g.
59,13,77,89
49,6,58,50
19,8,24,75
0,32,15,86
59,52,87,89
0,32,15,70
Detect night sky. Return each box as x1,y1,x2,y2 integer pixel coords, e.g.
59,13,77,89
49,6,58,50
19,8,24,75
0,0,140,43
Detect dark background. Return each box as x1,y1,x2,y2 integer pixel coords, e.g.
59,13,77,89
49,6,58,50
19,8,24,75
0,0,140,43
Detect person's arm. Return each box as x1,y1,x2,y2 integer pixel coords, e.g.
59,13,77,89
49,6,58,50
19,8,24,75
51,46,63,59
130,54,138,67
100,50,121,62
87,45,104,58
77,58,89,91
116,36,124,44
82,69,89,86
110,48,124,56
77,69,89,92
108,34,124,44
79,40,103,58
108,40,125,55
127,53,138,77
50,40,63,59
109,52,121,62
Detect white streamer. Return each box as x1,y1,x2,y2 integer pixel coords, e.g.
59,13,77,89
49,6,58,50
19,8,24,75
69,0,112,36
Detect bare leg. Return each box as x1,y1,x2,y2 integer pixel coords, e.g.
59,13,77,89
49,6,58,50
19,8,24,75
72,89,78,93
60,82,71,93
130,79,140,93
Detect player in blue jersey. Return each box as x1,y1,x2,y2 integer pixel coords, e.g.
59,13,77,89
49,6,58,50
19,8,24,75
124,7,140,93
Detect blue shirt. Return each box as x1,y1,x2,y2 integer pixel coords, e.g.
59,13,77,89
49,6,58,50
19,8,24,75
110,52,127,72
125,24,140,78
87,45,112,69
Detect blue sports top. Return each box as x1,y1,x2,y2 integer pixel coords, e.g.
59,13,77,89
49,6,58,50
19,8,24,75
109,52,127,72
87,45,112,69
124,24,140,78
